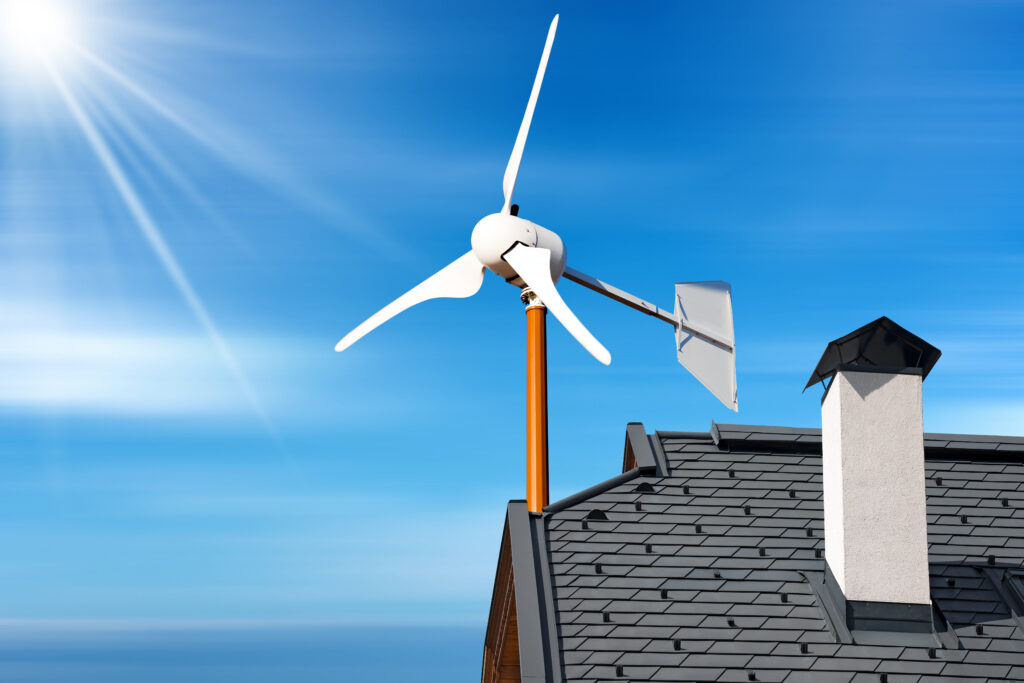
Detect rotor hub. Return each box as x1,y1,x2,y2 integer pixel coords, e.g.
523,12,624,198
471,213,566,285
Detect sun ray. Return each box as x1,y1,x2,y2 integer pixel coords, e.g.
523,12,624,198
45,63,279,441
71,68,253,253
76,46,213,150
75,45,406,256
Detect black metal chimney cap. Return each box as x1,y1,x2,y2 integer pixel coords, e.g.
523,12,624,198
805,316,941,390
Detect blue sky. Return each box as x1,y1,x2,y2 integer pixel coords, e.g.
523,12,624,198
1,0,1022,634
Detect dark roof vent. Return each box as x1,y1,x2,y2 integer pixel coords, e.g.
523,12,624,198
633,482,656,493
585,509,608,521
805,316,941,390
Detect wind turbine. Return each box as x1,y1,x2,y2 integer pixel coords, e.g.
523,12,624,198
336,15,737,512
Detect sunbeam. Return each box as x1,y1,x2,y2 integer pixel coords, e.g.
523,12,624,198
76,45,404,255
72,67,253,253
76,46,213,151
45,63,279,440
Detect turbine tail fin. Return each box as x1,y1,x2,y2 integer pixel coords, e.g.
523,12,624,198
674,281,737,411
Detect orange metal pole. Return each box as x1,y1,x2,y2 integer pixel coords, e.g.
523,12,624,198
524,290,549,513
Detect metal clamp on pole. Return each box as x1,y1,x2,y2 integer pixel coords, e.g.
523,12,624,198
521,287,544,309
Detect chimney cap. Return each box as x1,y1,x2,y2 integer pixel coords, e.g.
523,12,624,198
805,316,941,390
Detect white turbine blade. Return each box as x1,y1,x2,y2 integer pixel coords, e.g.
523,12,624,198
504,244,611,365
501,14,558,215
674,281,737,411
335,251,486,352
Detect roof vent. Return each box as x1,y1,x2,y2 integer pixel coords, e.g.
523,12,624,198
805,316,941,390
632,482,656,493
585,509,608,521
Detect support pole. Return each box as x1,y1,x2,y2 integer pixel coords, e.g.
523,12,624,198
523,288,549,513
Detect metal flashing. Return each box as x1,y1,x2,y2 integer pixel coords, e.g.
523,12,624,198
543,468,645,515
709,423,824,453
654,430,714,440
808,565,957,648
823,563,933,634
649,431,671,476
704,424,1024,460
929,431,1024,447
982,566,1024,635
532,512,565,683
804,571,852,644
926,436,1024,459
623,422,664,475
507,500,564,682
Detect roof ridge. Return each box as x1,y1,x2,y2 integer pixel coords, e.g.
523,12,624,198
708,423,1024,444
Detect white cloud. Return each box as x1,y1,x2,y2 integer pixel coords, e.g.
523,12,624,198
0,308,315,417
0,295,418,425
1,329,235,414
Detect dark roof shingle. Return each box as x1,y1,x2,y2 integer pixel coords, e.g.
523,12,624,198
540,425,1024,683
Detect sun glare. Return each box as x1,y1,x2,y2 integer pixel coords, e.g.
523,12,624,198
0,0,278,438
1,0,76,64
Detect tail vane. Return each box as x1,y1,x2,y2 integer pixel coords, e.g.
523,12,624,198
674,281,737,411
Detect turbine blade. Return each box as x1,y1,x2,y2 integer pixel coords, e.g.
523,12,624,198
501,14,558,215
335,251,486,352
504,244,611,365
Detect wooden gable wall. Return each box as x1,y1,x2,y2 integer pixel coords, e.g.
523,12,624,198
482,524,521,683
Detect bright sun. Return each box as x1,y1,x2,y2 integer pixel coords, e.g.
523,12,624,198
1,0,77,64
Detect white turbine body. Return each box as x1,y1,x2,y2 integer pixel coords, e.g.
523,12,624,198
470,213,566,283
335,15,738,411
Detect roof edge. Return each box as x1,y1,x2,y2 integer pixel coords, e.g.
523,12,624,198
543,468,647,515
506,501,563,683
701,423,1024,458
624,422,668,476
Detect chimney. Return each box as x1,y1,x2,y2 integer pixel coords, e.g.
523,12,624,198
807,317,941,632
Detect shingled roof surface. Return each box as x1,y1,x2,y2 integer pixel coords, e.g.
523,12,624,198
543,425,1024,683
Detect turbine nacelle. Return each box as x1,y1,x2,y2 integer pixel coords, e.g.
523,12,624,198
470,212,566,285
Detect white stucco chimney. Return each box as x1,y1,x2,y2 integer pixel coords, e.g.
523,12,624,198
808,317,941,630
822,369,930,604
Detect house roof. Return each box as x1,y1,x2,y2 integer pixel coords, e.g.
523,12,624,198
489,423,1024,683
